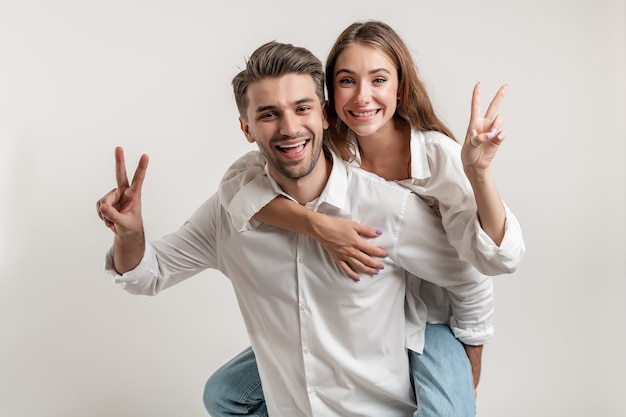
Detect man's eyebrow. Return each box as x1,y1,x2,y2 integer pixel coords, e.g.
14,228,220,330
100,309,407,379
293,97,315,106
255,105,277,114
254,98,315,114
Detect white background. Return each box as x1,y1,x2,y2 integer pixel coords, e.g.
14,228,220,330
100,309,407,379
1,1,624,416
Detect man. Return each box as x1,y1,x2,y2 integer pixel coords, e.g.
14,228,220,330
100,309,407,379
97,41,492,416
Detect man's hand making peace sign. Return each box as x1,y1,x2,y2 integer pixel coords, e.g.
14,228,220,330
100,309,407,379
96,147,149,274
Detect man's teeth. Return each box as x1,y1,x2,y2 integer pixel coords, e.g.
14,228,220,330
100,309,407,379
278,141,306,150
352,110,377,117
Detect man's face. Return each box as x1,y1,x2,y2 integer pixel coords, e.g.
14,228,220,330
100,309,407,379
240,73,328,182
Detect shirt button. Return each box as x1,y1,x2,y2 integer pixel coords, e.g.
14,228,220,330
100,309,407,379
308,388,315,394
299,258,304,263
303,346,310,353
300,303,307,310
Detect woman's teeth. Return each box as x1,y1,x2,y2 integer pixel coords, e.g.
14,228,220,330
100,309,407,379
351,110,377,117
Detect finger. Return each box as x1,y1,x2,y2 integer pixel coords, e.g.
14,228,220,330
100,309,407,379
347,247,385,270
354,242,388,260
351,223,383,239
490,114,505,132
344,257,380,276
128,154,149,196
491,129,506,145
99,201,121,225
484,84,508,121
96,189,120,219
115,147,130,189
467,128,481,147
469,128,506,148
337,260,361,282
470,82,482,121
96,200,104,221
96,197,106,220
479,128,506,148
485,115,505,141
350,223,388,255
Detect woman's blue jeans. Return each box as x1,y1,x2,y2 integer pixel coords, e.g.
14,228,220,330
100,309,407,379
203,323,475,416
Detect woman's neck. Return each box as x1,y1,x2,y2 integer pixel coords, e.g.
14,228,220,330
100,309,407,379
357,123,412,181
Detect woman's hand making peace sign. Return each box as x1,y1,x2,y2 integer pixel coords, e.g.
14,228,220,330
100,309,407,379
462,82,508,172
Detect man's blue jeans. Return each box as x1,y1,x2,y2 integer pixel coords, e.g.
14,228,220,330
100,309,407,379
203,324,475,416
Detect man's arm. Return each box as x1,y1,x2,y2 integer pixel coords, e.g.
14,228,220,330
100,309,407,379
111,229,145,274
463,344,483,395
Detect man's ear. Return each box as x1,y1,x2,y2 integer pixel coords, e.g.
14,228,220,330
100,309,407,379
322,100,329,130
239,117,255,144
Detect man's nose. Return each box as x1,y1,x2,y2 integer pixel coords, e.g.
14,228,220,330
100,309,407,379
279,113,299,137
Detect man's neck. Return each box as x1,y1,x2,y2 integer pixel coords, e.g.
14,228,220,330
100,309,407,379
276,151,332,205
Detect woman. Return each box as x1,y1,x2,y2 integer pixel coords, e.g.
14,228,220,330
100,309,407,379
206,20,524,416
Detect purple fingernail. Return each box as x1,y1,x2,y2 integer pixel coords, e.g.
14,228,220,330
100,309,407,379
486,128,497,140
353,277,361,282
375,229,383,235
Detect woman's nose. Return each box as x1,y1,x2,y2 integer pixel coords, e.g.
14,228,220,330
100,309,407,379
354,84,371,106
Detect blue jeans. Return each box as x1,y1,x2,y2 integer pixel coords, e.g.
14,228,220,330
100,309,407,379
410,324,476,417
203,324,475,416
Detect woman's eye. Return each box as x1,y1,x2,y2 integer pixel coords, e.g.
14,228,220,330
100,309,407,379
373,77,386,84
338,78,355,85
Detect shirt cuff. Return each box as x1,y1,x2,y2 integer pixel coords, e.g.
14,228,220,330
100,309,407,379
474,204,525,273
449,316,494,346
104,244,158,287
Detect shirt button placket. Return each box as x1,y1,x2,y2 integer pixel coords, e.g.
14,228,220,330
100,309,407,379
296,236,315,406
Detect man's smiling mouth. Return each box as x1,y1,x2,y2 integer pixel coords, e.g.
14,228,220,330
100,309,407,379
276,140,308,154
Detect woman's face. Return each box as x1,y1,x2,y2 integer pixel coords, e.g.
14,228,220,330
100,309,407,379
332,43,399,139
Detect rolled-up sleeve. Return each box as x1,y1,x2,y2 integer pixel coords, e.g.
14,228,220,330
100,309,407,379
217,151,280,232
104,243,161,295
406,131,526,276
395,192,494,350
103,195,221,296
471,203,526,274
445,276,494,346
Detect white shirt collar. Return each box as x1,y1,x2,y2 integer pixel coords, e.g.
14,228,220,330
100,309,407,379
349,130,433,181
263,151,349,213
